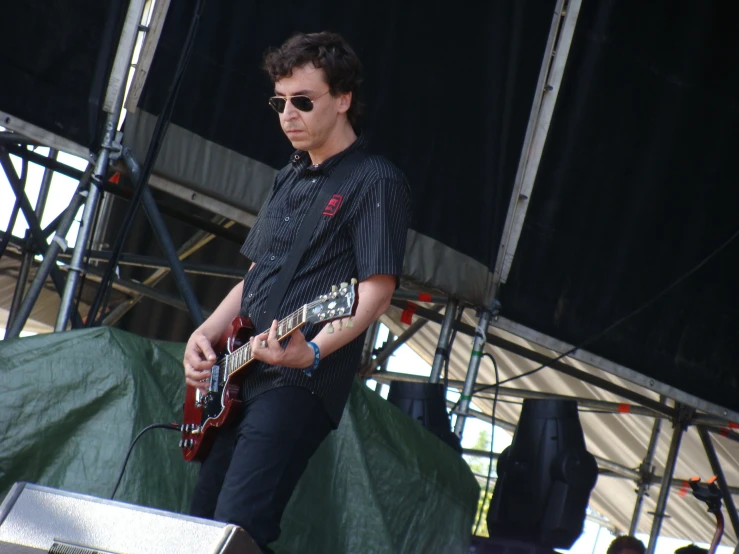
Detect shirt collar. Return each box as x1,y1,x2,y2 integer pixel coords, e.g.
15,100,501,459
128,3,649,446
290,133,367,175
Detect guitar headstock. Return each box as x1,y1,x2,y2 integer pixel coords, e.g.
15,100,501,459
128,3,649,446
306,279,358,326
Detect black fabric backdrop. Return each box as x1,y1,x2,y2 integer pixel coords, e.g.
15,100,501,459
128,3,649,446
136,0,556,269
501,0,739,412
0,0,129,149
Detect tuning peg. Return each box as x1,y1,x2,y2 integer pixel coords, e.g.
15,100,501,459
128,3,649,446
331,285,338,292
338,320,343,331
340,282,348,289
351,278,357,285
327,322,335,334
346,317,354,328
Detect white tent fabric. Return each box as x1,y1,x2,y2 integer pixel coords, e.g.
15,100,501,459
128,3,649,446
380,304,739,546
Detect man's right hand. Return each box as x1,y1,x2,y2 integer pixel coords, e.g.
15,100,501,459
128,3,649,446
184,330,218,391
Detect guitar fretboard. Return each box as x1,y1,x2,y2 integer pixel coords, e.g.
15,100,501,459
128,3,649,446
226,306,308,376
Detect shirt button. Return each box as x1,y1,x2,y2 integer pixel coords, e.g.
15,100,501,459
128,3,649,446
270,255,276,261
312,179,317,183
248,293,253,298
284,216,290,222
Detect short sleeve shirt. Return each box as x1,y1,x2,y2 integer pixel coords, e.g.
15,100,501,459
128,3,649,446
238,135,410,426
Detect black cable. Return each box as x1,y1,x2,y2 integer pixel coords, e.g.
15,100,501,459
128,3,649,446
473,351,499,536
87,0,208,326
474,226,739,395
110,422,179,500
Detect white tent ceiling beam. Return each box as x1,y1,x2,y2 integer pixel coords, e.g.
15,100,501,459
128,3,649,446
373,370,663,419
429,298,460,383
389,299,674,417
493,315,739,422
456,404,739,498
492,0,582,292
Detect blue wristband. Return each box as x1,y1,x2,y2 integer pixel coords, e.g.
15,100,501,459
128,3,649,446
305,341,320,377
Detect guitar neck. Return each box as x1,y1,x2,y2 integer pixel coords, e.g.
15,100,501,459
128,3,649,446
227,308,308,376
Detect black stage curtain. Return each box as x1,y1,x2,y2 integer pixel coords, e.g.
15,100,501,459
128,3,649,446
137,0,557,269
0,0,129,149
501,0,739,412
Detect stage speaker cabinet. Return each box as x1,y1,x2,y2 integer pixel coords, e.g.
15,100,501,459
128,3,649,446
0,482,261,554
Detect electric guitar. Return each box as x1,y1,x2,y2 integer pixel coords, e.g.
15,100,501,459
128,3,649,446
180,280,358,461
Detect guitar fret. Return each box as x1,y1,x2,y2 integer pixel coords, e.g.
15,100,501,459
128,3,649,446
220,286,350,380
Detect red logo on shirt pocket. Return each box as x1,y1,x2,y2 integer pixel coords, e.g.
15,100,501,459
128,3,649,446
323,194,343,217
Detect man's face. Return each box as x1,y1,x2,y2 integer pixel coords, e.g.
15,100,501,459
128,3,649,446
273,63,350,153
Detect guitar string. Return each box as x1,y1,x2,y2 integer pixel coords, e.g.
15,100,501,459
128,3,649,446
225,294,348,376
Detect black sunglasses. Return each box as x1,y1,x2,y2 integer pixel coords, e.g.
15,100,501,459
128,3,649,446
268,90,331,113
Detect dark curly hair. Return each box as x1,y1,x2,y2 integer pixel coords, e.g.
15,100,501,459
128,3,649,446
607,536,646,554
674,545,708,554
263,32,364,127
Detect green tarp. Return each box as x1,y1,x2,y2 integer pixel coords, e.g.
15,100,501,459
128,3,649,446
0,328,478,553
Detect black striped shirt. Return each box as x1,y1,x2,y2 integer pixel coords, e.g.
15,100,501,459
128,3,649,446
238,135,410,426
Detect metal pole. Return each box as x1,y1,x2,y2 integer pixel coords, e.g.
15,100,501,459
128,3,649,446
0,148,85,335
121,148,205,327
429,297,459,383
453,309,492,437
5,176,92,338
697,426,739,538
54,114,116,331
491,0,581,288
35,149,56,216
7,149,57,329
630,399,666,535
360,321,380,369
646,408,688,554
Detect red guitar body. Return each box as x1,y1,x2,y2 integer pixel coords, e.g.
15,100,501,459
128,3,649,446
180,316,255,462
179,279,359,461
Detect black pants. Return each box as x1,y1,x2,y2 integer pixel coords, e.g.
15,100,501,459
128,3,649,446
190,386,333,553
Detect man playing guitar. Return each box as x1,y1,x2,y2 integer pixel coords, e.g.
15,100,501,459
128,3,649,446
183,31,410,553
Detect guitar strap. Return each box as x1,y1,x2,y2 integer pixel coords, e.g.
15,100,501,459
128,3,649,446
256,148,367,332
